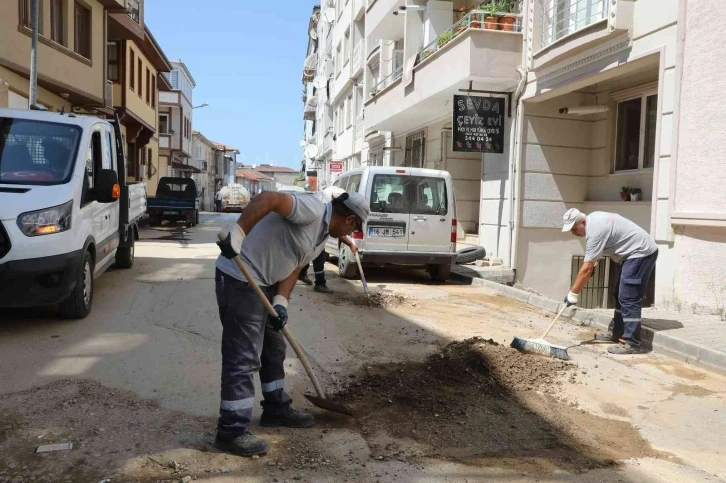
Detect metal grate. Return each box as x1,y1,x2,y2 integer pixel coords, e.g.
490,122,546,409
0,221,10,260
571,256,609,309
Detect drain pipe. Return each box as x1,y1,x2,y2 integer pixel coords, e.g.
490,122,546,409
508,66,527,272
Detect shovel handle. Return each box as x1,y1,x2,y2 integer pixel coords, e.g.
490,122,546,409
219,233,326,400
354,251,369,295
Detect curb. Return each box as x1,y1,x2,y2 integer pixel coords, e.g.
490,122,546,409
458,275,726,375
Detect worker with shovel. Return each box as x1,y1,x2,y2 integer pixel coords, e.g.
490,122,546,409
562,208,658,355
298,186,358,293
214,190,369,456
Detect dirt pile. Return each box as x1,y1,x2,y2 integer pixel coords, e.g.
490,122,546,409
334,337,660,473
356,291,407,308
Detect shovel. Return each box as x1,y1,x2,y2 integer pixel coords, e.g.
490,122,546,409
220,236,354,417
354,251,369,296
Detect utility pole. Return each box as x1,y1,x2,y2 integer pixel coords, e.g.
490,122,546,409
28,0,40,108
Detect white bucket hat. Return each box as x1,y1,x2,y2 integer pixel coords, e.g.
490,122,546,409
562,208,586,232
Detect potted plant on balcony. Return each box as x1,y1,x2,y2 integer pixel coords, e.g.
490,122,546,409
437,30,453,48
496,0,518,31
620,186,630,201
481,2,499,30
629,187,642,202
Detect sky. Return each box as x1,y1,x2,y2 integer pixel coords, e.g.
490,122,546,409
145,0,319,169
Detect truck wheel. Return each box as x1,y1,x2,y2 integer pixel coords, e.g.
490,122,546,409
115,232,135,269
59,250,94,319
338,244,358,279
428,263,452,282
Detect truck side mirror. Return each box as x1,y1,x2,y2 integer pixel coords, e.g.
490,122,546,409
96,169,120,203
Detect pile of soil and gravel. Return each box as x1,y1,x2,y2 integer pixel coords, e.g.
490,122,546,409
334,337,660,473
355,291,407,309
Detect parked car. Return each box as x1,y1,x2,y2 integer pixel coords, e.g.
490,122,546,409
147,177,200,226
0,108,146,318
326,167,457,281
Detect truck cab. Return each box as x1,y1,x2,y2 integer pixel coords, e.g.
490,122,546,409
0,108,146,318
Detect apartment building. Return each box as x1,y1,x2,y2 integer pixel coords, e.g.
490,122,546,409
213,142,239,187
303,0,368,190
159,60,195,179
191,130,217,210
107,3,172,196
241,164,300,189
1,0,115,111
236,168,275,197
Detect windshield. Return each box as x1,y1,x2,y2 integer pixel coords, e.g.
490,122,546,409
0,117,81,185
157,179,197,199
370,174,448,215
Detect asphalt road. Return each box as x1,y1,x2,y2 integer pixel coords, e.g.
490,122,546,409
1,213,725,482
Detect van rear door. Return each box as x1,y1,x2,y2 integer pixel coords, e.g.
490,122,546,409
365,172,410,252
407,175,452,252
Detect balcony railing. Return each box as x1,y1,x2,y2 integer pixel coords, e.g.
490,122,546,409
368,66,403,99
159,134,170,149
352,40,364,73
417,10,523,65
540,0,609,49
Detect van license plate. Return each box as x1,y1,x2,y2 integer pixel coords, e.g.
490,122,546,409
368,227,404,238
163,211,177,215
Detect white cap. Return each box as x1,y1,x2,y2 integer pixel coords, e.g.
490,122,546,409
340,192,370,224
562,208,585,232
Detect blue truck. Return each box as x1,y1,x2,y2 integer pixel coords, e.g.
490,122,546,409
147,177,200,227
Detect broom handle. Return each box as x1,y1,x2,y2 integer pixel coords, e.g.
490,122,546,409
354,252,369,295
539,304,568,339
220,234,326,399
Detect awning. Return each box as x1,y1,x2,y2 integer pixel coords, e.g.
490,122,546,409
172,161,201,173
303,95,318,121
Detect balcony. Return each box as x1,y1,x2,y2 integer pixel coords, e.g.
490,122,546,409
159,134,171,149
352,40,364,78
108,0,144,42
365,0,405,42
365,11,523,133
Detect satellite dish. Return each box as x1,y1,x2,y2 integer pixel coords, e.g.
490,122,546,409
305,144,319,158
322,8,336,23
312,76,327,89
299,139,306,147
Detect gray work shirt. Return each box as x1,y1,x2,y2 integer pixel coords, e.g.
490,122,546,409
216,193,331,286
584,211,658,263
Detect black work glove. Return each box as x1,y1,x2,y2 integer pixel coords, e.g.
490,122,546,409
217,224,245,259
268,304,288,331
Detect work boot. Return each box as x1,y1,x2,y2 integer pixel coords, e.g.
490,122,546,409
260,406,315,428
594,331,618,343
607,343,644,355
298,274,313,286
214,431,269,457
314,284,333,294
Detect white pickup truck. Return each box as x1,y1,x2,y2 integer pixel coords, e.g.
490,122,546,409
0,108,146,318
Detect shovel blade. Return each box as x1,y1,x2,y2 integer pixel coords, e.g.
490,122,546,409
304,394,355,417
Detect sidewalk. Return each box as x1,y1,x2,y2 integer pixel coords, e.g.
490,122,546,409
455,275,726,375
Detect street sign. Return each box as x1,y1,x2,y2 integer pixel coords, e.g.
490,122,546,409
452,95,505,153
329,161,343,173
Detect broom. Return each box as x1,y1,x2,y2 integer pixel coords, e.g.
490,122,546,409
510,304,570,360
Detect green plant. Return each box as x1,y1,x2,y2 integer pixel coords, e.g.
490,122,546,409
420,49,434,61
437,30,453,47
481,2,499,15
495,0,515,13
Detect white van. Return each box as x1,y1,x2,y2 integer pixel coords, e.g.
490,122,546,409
0,108,146,318
326,167,457,281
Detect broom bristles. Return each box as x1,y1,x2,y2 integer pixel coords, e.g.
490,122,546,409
510,336,570,361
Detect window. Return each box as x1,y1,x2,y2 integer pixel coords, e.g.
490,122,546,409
615,93,657,172
370,175,448,215
147,148,152,177
158,114,168,133
74,2,91,59
151,76,156,108
137,59,142,97
20,0,44,34
348,174,361,193
404,130,426,168
107,41,119,82
346,94,353,128
544,0,608,48
145,67,151,104
103,131,114,170
51,0,64,45
127,0,139,23
129,49,135,90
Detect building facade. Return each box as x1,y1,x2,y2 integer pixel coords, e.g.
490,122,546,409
214,143,239,188
240,164,300,189
191,130,217,210
159,60,195,179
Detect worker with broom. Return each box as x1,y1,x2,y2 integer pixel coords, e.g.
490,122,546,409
562,208,658,355
298,186,358,293
214,190,369,456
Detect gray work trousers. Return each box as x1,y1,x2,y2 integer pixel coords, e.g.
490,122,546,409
215,268,292,438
